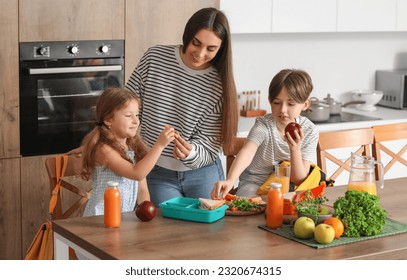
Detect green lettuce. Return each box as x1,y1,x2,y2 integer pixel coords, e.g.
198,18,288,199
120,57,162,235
333,190,387,237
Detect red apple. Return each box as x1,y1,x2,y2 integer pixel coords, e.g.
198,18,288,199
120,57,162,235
135,201,156,222
284,121,301,139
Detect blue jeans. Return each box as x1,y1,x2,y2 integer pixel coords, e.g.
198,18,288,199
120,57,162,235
147,156,225,206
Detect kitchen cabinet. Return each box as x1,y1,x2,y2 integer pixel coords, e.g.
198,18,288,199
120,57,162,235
125,0,219,81
19,0,125,42
397,0,407,31
220,0,272,33
0,0,19,158
337,0,397,32
271,0,336,33
0,158,21,260
20,156,52,258
221,0,405,33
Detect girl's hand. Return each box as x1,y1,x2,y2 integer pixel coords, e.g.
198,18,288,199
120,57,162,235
157,126,175,147
211,180,235,199
173,132,192,159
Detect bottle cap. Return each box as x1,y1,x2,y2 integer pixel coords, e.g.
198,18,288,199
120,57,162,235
270,182,282,189
107,181,119,187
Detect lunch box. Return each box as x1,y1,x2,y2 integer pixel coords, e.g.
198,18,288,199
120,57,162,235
159,197,228,223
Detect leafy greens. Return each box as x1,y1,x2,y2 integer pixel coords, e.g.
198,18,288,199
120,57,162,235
333,190,387,237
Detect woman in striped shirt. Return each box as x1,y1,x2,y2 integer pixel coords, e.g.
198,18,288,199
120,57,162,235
126,7,238,205
211,69,319,198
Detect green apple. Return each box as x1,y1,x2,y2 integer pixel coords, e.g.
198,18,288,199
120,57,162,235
318,207,332,215
314,224,335,244
294,217,315,239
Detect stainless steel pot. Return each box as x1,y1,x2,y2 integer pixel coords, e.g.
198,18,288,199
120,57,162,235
321,94,342,115
301,97,330,122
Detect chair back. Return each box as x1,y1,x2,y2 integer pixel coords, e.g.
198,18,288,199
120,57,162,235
317,127,374,182
45,154,92,220
223,137,246,175
372,122,407,181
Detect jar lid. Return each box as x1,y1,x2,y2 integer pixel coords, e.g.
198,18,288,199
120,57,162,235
107,181,119,187
270,182,282,188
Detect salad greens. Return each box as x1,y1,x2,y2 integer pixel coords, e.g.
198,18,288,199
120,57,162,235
228,198,261,211
333,190,387,237
293,189,329,217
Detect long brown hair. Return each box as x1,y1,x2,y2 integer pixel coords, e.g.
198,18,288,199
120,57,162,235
80,87,148,180
182,7,238,145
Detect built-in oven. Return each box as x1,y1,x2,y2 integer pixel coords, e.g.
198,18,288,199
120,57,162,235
19,40,124,156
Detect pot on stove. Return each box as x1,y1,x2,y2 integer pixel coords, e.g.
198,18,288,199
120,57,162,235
301,97,330,122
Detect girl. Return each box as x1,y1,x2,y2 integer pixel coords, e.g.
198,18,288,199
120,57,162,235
80,87,174,216
211,69,319,198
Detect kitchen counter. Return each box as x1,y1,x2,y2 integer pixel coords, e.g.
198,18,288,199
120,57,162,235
237,105,406,136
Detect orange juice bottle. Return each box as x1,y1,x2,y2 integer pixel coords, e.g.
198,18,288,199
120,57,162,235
104,181,121,228
266,182,283,229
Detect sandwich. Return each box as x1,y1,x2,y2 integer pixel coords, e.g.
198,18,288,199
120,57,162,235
199,198,226,210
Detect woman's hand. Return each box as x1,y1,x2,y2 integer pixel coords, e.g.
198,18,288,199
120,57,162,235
173,132,192,160
211,180,235,199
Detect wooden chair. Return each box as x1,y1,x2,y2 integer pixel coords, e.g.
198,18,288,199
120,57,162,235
45,154,92,259
223,137,246,175
317,127,374,182
372,122,407,181
45,154,92,220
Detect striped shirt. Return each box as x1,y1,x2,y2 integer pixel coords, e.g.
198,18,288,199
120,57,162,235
126,45,223,171
239,114,319,187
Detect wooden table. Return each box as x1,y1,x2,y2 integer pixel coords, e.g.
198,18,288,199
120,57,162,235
52,177,407,260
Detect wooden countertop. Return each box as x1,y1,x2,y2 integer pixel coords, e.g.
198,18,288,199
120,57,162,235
52,177,407,260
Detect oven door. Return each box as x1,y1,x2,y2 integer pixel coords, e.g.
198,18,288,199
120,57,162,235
19,58,124,156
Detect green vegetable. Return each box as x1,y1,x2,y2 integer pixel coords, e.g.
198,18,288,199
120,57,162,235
293,189,329,221
333,190,387,237
228,198,261,211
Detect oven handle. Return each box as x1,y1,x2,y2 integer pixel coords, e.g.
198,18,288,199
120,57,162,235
28,65,122,75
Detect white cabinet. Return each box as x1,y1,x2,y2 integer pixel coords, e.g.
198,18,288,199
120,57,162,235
222,0,404,33
271,0,336,33
220,0,272,33
337,0,397,32
397,0,407,31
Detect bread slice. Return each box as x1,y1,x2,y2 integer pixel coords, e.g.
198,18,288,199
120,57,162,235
199,198,226,210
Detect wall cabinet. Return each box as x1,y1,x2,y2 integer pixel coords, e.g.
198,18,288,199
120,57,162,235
19,0,125,42
271,0,336,33
220,0,272,34
337,0,397,32
220,0,405,34
397,0,407,31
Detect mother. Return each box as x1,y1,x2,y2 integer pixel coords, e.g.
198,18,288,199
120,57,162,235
126,7,238,205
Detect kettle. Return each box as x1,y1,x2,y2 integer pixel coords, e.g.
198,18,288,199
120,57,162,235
347,153,384,195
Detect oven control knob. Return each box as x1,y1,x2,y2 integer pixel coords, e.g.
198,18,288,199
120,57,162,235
68,46,79,55
99,45,109,54
36,47,48,56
